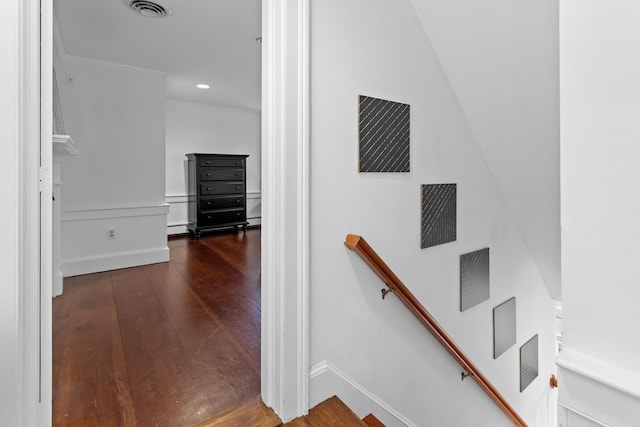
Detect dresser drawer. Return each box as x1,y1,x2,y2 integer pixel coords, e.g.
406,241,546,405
200,182,244,195
199,168,244,181
199,158,245,168
199,209,246,226
200,196,244,211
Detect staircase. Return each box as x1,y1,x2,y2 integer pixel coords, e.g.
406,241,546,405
196,396,384,427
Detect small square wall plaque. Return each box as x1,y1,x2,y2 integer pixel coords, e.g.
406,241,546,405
460,248,490,311
493,297,516,359
520,334,539,392
421,184,457,248
358,95,410,172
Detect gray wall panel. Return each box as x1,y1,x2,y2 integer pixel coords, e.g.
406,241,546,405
460,248,490,311
493,297,516,359
421,184,457,248
520,334,539,392
359,95,410,173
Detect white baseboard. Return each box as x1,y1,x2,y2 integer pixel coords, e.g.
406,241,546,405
310,361,416,427
558,402,609,427
63,247,169,277
167,218,262,236
557,349,640,427
61,204,169,277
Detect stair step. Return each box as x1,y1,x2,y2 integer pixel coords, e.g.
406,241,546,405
197,395,385,427
362,413,385,427
195,398,282,427
284,395,371,426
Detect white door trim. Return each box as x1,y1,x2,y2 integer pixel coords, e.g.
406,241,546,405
2,0,53,425
261,0,310,421
39,0,54,425
19,0,309,424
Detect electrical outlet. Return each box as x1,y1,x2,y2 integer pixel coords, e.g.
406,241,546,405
106,228,116,240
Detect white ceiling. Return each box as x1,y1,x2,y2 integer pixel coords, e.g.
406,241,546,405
410,0,561,298
54,0,262,110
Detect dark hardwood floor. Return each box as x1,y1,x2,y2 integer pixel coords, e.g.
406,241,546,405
53,229,262,427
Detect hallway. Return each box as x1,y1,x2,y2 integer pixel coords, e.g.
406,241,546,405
52,229,261,426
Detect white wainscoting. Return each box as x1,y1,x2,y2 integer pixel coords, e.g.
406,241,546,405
310,361,417,427
557,349,640,427
558,403,609,427
166,191,262,235
61,204,170,277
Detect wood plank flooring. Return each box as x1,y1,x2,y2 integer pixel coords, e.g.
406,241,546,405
53,229,262,427
194,398,281,427
283,397,368,427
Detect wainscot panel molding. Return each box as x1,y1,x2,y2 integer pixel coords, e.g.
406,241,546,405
166,191,262,235
63,204,170,221
557,349,640,426
309,361,417,427
558,403,609,427
61,204,170,277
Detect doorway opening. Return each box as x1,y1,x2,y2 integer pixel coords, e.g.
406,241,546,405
39,0,309,423
51,0,264,424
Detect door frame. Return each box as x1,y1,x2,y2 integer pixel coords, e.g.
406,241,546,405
16,0,311,424
5,0,53,425
260,0,310,421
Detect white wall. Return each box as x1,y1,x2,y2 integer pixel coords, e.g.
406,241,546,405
55,54,169,275
409,0,561,299
165,100,261,234
310,0,556,426
309,0,556,426
559,1,640,425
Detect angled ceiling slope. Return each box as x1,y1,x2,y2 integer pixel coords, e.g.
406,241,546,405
409,0,560,298
54,0,261,110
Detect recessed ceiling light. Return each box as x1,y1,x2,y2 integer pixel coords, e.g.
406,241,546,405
197,84,210,89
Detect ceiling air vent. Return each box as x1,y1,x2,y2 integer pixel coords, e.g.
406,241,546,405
126,0,171,18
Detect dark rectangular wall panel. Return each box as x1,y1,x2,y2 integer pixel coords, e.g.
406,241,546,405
421,184,457,248
493,297,516,359
359,95,410,172
520,334,539,392
460,248,490,311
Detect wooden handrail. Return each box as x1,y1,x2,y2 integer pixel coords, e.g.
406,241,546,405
345,234,528,427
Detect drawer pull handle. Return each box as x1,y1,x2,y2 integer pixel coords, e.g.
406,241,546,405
236,199,240,203
207,188,211,191
236,186,240,190
206,174,211,177
235,173,239,177
206,161,210,164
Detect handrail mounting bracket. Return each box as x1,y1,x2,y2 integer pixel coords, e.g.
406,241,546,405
381,287,395,300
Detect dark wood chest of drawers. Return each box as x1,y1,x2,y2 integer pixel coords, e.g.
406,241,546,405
186,153,249,238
